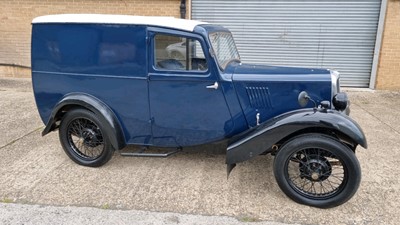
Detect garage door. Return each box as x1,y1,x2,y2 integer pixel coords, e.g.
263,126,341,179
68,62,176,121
192,0,381,87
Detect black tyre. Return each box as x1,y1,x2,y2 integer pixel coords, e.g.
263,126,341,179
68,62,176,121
59,108,113,167
273,134,361,208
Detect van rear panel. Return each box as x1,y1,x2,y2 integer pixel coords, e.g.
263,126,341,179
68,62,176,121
31,23,151,144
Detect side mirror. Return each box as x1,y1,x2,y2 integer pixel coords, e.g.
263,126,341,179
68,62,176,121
298,91,309,107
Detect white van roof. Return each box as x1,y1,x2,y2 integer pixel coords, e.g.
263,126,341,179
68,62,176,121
32,14,207,32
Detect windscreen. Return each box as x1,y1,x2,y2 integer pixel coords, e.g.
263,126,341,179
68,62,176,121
209,32,240,70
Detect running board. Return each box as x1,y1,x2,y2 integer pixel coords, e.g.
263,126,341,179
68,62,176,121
120,147,182,158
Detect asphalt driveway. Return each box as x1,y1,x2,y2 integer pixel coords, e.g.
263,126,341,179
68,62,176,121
0,77,399,224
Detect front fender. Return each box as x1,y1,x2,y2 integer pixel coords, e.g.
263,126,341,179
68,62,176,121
42,93,126,150
226,108,367,165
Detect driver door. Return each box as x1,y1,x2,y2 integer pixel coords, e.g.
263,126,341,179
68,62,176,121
148,28,233,147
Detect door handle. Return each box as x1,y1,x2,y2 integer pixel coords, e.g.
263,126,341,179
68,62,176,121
206,82,219,90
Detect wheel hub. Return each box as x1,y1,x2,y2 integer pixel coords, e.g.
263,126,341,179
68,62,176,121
81,128,100,147
300,156,332,182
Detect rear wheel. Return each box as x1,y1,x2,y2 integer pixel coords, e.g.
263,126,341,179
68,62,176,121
59,109,113,167
273,134,361,208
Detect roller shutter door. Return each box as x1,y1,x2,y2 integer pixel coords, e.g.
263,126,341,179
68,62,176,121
192,0,381,87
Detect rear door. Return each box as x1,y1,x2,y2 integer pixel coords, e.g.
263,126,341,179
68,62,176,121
148,28,233,147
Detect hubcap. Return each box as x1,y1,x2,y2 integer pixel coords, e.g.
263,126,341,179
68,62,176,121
311,172,319,181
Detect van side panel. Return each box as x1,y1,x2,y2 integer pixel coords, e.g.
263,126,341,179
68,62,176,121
31,24,152,145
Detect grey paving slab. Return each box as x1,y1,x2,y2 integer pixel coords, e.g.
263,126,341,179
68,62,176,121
0,203,294,225
0,78,42,147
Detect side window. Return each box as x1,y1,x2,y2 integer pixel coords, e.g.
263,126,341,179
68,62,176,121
154,34,208,71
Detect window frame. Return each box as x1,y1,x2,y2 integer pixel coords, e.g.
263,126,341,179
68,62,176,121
149,28,210,77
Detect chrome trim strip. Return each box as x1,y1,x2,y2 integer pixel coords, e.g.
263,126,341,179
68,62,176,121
330,70,340,109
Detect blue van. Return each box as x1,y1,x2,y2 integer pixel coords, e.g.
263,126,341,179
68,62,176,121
31,14,367,208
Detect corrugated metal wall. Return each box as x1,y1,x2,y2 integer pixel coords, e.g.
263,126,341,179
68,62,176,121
192,0,381,87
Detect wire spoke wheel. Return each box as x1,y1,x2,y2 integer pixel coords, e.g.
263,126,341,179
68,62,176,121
67,118,104,160
59,109,114,167
273,134,361,208
287,147,346,199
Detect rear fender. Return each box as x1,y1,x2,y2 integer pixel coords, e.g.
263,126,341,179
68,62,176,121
226,109,367,166
42,93,126,150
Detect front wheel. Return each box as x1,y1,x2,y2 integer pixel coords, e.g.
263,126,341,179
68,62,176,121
59,109,114,167
273,134,361,208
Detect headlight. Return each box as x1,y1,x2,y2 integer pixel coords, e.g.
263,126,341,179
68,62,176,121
333,92,348,111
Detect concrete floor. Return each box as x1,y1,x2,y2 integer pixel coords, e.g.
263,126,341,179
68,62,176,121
0,78,399,224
